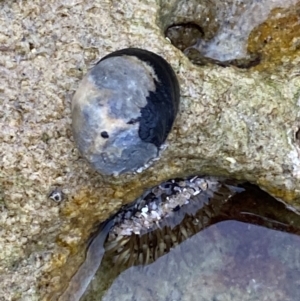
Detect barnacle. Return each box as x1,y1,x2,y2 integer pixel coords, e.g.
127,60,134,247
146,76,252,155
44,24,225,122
72,48,180,176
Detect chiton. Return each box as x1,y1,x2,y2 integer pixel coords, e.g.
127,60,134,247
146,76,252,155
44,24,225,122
59,176,244,301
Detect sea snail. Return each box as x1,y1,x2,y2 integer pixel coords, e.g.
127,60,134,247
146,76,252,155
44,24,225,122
72,48,180,176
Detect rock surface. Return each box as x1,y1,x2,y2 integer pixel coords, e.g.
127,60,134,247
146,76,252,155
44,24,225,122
1,0,300,299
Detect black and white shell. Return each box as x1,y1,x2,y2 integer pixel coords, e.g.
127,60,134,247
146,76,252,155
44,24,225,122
72,48,180,175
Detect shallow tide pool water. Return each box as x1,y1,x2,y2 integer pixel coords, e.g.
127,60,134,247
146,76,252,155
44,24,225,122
78,182,300,301
82,220,300,301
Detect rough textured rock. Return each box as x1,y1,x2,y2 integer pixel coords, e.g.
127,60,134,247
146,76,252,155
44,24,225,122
1,0,300,300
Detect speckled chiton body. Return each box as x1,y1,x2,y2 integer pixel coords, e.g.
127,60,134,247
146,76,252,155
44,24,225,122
72,48,180,175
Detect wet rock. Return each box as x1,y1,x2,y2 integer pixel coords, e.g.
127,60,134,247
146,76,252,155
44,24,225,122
1,0,300,300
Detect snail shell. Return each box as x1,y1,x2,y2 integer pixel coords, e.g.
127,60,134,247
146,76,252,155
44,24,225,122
72,48,180,175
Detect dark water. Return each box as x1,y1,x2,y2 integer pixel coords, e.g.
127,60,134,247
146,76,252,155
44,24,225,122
79,183,300,301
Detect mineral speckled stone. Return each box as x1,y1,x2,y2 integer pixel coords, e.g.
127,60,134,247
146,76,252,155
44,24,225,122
72,48,180,176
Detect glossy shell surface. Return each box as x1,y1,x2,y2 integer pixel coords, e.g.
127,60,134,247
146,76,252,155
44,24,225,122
72,48,180,175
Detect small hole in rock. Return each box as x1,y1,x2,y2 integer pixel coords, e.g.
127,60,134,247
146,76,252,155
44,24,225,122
101,131,109,139
165,23,204,52
165,23,260,69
